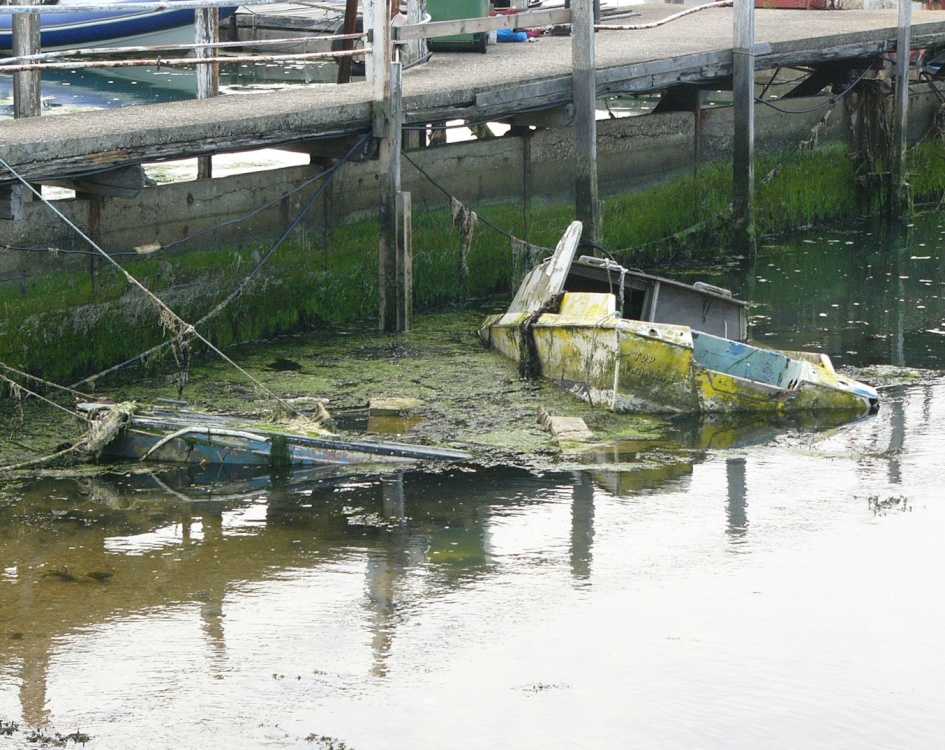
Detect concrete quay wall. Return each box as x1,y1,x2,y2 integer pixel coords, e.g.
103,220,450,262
7,87,935,268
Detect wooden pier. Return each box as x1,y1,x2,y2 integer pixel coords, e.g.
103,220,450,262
2,5,945,181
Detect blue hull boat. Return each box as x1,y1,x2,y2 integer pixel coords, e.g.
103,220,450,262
79,403,473,469
0,0,238,54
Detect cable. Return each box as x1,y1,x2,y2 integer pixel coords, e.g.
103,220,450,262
401,149,518,242
69,132,372,390
755,64,874,114
0,155,309,420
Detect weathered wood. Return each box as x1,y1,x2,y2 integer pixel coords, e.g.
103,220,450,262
336,0,360,84
0,186,27,221
396,191,412,332
572,0,600,248
892,0,911,216
12,0,41,120
195,8,220,100
378,57,406,333
45,165,148,199
195,7,220,180
732,0,755,248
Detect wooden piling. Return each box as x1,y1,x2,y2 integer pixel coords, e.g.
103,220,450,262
336,0,360,84
377,2,411,334
5,0,41,220
732,0,755,251
12,0,41,119
572,0,601,249
892,0,912,216
195,8,220,179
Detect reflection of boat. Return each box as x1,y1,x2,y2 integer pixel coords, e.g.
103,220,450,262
480,221,879,415
80,403,472,468
0,0,238,55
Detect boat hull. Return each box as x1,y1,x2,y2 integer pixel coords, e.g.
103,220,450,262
0,1,238,54
481,292,878,415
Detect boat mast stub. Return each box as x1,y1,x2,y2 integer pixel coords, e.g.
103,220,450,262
507,221,583,314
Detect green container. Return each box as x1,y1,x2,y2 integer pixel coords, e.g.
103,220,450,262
427,0,489,53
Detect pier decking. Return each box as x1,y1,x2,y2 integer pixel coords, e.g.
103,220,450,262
2,5,945,184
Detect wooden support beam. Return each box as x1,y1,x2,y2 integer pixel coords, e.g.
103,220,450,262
336,0,360,84
10,0,41,219
892,0,912,216
572,0,600,249
0,186,27,221
732,0,755,251
45,164,148,199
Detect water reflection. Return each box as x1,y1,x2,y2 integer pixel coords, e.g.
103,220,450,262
2,377,945,745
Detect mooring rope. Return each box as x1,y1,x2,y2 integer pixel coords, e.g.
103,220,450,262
0,156,317,425
68,133,371,394
594,0,732,32
0,362,91,402
0,369,89,423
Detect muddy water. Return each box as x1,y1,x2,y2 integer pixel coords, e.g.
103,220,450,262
3,221,945,748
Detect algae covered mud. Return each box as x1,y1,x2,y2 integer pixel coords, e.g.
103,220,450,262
1,215,945,747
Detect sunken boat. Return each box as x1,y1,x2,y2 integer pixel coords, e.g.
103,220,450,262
479,221,879,415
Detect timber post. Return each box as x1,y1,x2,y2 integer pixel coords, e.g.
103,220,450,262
4,0,41,220
572,0,601,249
892,0,912,217
375,2,411,332
732,0,755,253
12,0,41,119
195,7,221,179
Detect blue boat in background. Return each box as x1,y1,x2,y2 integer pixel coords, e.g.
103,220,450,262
0,0,238,54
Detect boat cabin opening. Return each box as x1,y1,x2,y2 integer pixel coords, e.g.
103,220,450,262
565,257,749,342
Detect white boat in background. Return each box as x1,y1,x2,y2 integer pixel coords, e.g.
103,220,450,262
0,0,238,55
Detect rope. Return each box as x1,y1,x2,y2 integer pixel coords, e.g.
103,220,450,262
0,156,313,424
0,362,91,402
69,133,371,393
595,0,732,31
0,370,89,423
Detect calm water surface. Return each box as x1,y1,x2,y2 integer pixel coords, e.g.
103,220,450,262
3,218,945,748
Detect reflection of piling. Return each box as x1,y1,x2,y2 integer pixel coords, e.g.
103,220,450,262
570,473,595,580
725,457,748,543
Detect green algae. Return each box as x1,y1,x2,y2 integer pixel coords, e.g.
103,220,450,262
4,137,945,388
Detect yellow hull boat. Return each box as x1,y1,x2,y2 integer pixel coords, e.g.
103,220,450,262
480,222,879,415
